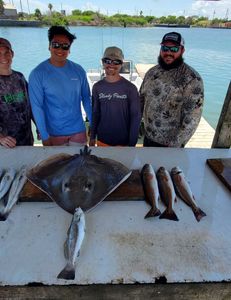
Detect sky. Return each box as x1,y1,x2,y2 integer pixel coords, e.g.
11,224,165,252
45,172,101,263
10,0,231,19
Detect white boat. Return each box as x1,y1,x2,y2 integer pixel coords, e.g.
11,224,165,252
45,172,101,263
87,60,143,91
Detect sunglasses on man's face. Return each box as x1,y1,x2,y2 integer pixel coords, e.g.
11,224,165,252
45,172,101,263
102,58,123,65
161,45,180,53
51,42,71,51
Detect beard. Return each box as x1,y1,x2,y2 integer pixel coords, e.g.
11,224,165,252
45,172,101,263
158,55,184,70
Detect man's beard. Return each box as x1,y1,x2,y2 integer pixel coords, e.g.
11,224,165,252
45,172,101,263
158,55,184,70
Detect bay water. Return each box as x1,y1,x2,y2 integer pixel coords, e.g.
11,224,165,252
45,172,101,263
0,26,230,130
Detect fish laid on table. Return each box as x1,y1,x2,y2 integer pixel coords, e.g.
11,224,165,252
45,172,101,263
141,164,161,219
0,166,27,221
171,166,206,222
27,146,132,214
156,166,179,221
0,168,16,199
57,207,86,280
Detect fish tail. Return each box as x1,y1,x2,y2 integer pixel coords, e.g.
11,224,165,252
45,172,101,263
57,263,75,280
193,208,206,222
144,208,161,219
159,208,179,221
0,214,7,221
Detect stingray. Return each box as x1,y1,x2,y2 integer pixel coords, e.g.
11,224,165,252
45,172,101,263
26,146,131,214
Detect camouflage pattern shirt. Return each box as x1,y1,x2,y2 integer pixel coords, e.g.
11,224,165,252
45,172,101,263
140,63,204,147
0,71,33,145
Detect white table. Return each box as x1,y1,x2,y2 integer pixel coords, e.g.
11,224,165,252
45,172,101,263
0,146,230,286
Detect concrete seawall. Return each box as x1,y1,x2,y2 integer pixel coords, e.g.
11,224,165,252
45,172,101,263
0,19,42,27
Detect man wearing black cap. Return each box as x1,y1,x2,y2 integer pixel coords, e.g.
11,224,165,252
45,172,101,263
140,32,204,147
0,38,34,148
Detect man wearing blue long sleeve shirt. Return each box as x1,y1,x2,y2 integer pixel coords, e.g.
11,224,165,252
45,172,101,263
29,26,92,146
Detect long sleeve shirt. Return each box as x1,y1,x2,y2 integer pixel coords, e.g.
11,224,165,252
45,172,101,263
0,71,33,145
140,62,204,147
90,77,141,146
29,59,92,141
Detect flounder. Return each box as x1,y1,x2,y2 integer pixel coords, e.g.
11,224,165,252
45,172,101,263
27,146,131,214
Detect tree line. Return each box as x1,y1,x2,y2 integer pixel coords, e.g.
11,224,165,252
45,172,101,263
1,2,230,28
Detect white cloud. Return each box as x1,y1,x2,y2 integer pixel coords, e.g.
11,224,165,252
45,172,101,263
191,0,230,18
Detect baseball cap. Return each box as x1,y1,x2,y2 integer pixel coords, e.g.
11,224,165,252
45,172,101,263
161,32,185,47
103,46,124,61
0,38,12,50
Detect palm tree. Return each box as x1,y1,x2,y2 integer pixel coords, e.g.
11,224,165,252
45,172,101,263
48,3,53,15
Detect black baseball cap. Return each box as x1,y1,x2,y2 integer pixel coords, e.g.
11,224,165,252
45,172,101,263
161,32,185,46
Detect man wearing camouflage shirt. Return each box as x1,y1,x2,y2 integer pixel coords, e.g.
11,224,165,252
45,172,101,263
140,32,204,147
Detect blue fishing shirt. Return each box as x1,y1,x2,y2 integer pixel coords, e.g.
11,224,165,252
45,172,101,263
28,59,92,140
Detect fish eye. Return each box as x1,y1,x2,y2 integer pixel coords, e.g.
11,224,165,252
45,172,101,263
83,181,93,192
62,181,70,192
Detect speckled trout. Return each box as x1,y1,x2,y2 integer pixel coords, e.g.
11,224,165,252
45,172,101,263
171,166,206,222
157,166,179,221
0,168,16,199
141,164,161,218
0,166,27,221
57,207,86,280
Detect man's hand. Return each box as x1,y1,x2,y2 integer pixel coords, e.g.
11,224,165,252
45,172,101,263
42,137,52,146
0,136,17,148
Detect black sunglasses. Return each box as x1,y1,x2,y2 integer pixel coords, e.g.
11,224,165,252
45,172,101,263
161,45,180,53
102,58,123,65
51,42,71,51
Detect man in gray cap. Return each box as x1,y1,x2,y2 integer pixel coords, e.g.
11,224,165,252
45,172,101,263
140,32,204,147
89,46,141,146
0,38,34,148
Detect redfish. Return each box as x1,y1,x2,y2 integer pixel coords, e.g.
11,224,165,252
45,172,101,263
171,166,206,222
156,167,179,221
141,164,161,218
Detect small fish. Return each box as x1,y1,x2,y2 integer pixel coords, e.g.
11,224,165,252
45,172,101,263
141,164,161,218
171,166,206,222
156,167,179,221
0,166,27,221
57,207,86,280
0,168,16,199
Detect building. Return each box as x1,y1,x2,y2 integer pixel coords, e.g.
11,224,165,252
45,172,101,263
3,3,17,18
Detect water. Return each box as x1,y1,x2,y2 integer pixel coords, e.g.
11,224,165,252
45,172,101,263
0,26,230,129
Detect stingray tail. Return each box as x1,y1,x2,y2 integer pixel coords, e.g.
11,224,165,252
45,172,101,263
193,208,206,222
57,263,75,280
145,207,161,219
159,208,179,221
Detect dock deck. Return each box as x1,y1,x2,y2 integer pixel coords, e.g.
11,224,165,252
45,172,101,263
135,63,215,149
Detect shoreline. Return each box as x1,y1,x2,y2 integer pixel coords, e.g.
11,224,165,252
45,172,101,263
0,19,230,29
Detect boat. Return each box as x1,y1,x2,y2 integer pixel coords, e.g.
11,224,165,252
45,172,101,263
87,60,143,91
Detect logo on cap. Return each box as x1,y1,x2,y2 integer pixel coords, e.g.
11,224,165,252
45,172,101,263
161,32,184,46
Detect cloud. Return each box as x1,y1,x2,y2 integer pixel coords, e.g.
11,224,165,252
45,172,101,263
191,0,230,18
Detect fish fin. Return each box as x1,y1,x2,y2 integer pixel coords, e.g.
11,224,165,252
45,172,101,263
193,208,206,222
144,208,161,219
80,146,91,156
57,263,75,280
159,208,179,221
